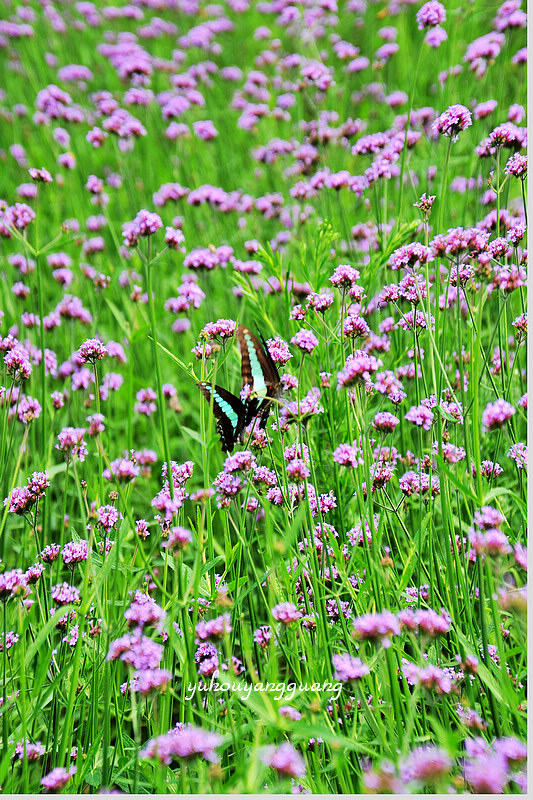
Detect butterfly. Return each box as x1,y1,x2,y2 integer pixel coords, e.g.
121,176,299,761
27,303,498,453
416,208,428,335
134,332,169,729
198,325,281,452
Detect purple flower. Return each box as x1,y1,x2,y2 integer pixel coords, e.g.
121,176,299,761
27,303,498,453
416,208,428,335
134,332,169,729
464,751,508,794
27,470,49,501
260,742,306,778
494,737,527,768
308,291,334,313
405,404,434,431
107,631,163,670
402,660,455,693
199,319,236,341
0,568,27,599
363,761,404,793
85,175,104,195
0,631,19,651
416,1,446,29
290,328,319,354
195,613,232,641
414,193,436,216
330,264,360,288
469,528,511,557
3,203,36,231
337,351,382,387
103,457,140,483
343,315,370,338
41,543,60,563
24,561,44,585
96,504,121,531
332,441,363,468
14,739,45,760
135,387,157,416
507,442,527,470
16,395,41,424
332,652,370,682
4,486,34,515
130,668,172,695
481,398,515,431
272,602,302,624
432,105,472,141
28,167,53,183
41,766,76,791
87,413,105,436
287,459,310,482
195,642,219,676
164,525,192,551
373,412,399,432
456,704,486,730
77,337,107,363
505,153,527,178
51,582,80,605
86,127,107,147
56,427,88,462
398,608,451,636
193,120,218,140
223,451,256,473
425,26,447,47
400,470,440,498
124,592,166,630
352,610,400,647
140,724,223,764
122,210,163,247
473,506,504,530
61,540,88,565
254,625,272,648
396,310,434,330
279,706,301,722
488,122,526,150
266,337,292,365
401,745,451,784
164,226,185,251
474,99,498,120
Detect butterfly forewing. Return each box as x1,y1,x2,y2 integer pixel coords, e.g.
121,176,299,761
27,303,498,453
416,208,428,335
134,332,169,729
236,325,280,399
198,381,247,452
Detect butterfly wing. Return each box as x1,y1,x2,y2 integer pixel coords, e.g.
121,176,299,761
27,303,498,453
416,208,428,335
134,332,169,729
198,382,247,452
237,325,280,399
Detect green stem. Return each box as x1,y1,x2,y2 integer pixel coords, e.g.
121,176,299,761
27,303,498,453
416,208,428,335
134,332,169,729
93,364,104,504
36,251,47,463
477,558,501,738
2,601,7,756
397,46,423,221
142,251,174,501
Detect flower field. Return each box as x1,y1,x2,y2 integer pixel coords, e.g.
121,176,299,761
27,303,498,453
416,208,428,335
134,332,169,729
0,0,527,794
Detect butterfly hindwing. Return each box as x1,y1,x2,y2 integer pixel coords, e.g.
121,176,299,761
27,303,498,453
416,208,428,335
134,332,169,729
198,381,247,452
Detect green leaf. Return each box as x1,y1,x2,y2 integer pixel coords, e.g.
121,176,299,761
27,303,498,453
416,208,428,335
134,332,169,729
482,487,527,520
25,604,76,668
180,425,205,446
155,340,196,379
104,298,131,338
436,456,479,504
